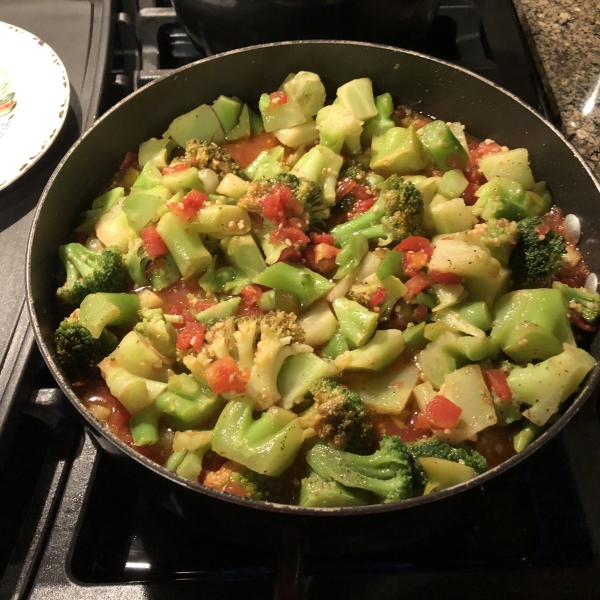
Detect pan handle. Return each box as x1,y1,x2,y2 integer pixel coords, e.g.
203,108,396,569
274,527,306,600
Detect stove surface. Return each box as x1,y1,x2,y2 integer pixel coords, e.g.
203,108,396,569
0,0,599,599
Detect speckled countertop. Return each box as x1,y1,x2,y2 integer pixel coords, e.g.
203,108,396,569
513,0,600,180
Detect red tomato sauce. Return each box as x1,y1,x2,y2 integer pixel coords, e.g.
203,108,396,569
222,131,280,168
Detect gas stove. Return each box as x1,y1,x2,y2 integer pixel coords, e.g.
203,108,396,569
1,1,600,599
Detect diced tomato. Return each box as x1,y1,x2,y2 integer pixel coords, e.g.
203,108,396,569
276,247,303,263
310,232,336,246
571,313,597,332
428,270,462,285
462,181,480,205
395,236,434,259
167,189,207,221
353,198,375,215
270,226,310,249
205,356,250,395
483,369,513,402
468,140,503,167
445,154,465,171
402,250,429,277
177,322,206,352
141,226,169,258
162,162,189,175
303,243,340,274
413,411,432,431
236,303,265,317
405,272,433,295
336,177,357,201
412,304,429,322
465,166,486,185
353,185,373,201
369,286,387,310
287,216,307,230
268,91,288,108
240,284,263,306
222,132,279,169
425,395,463,430
261,192,286,222
181,309,197,325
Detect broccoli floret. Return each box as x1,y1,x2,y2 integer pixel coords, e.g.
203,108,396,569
182,139,246,180
54,313,118,374
406,438,487,493
508,217,566,289
553,280,600,325
56,243,130,306
203,460,286,502
211,399,304,476
330,175,424,246
476,218,519,266
308,378,374,455
341,160,367,183
306,435,414,503
346,282,381,308
245,311,312,409
135,308,177,359
187,312,311,409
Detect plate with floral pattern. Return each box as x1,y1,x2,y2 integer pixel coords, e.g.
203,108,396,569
0,22,69,191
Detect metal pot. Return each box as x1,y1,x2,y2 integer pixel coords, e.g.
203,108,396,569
170,0,440,54
26,42,600,532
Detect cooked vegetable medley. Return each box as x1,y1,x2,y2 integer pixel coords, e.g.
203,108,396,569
55,72,598,507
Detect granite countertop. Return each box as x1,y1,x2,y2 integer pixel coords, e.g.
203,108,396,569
514,0,600,180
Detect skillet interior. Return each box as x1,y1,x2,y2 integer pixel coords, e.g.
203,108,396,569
26,41,600,517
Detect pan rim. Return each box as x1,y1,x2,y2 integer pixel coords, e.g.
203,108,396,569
25,39,600,516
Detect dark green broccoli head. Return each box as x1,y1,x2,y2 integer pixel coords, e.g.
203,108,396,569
406,437,487,493
509,217,566,289
184,139,246,179
305,434,414,504
340,160,367,184
377,179,425,243
54,315,118,374
553,281,600,325
309,378,374,455
56,243,130,306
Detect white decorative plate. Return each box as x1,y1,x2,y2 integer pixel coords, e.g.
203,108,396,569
0,22,70,191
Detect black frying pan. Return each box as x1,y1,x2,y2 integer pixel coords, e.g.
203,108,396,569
26,42,600,531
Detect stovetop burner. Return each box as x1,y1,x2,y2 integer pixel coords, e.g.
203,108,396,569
0,0,598,599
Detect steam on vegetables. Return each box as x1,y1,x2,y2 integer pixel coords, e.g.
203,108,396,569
54,71,597,507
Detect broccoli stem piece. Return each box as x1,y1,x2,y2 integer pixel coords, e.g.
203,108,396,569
56,244,129,306
75,187,124,234
315,104,363,154
252,263,334,308
130,404,160,446
190,204,251,237
336,77,378,121
507,343,596,426
291,145,344,206
490,289,574,363
79,293,139,339
369,124,430,173
156,211,212,279
211,400,304,477
419,120,468,171
362,93,395,143
306,436,415,504
334,329,405,372
513,420,543,452
321,328,350,360
334,232,369,280
167,430,213,482
299,469,373,508
196,298,241,323
148,253,180,291
332,297,378,349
